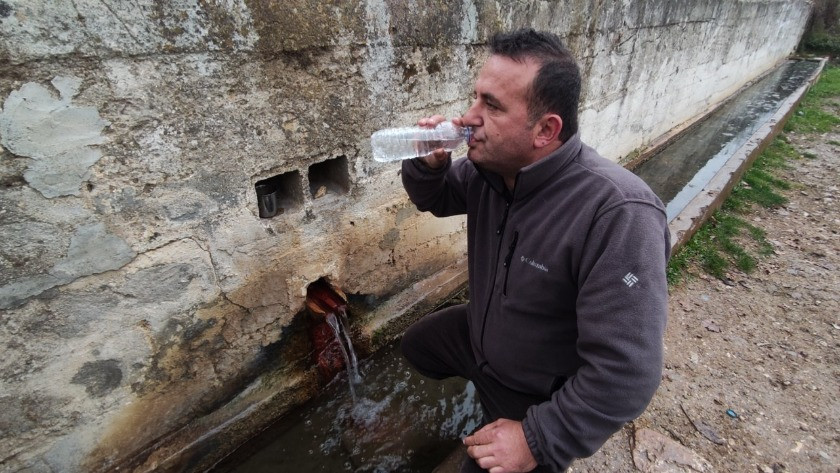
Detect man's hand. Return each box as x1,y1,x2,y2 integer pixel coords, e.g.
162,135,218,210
417,115,452,169
463,419,538,473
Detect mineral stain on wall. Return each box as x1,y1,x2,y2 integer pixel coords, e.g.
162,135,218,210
71,360,123,398
0,2,13,19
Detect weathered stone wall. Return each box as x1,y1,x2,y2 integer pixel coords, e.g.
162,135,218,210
0,1,811,471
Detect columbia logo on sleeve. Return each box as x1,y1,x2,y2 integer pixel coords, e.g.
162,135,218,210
623,272,639,287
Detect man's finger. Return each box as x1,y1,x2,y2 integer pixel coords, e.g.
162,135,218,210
431,148,449,160
463,429,493,446
417,115,446,128
475,455,498,470
465,443,494,459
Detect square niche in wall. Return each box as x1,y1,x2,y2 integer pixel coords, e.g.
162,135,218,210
254,170,303,218
308,156,350,199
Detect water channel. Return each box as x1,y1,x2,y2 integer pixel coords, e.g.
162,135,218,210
212,59,819,472
633,59,821,221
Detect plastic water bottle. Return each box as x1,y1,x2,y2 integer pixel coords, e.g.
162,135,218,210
370,121,472,162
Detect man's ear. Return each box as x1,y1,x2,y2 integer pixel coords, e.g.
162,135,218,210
533,114,563,148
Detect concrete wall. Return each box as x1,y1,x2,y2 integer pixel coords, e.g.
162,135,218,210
0,1,811,471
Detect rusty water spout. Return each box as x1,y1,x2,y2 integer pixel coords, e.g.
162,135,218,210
306,278,347,317
306,279,360,395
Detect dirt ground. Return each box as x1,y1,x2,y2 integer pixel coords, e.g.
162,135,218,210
568,130,840,471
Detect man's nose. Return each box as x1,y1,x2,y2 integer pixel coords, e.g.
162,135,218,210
460,103,483,128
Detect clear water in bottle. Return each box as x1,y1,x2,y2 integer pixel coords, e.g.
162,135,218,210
371,121,472,162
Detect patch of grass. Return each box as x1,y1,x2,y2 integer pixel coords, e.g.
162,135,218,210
666,215,737,284
785,108,840,133
667,207,773,286
758,137,798,169
667,141,800,285
802,64,840,100
737,174,789,208
668,64,840,285
725,138,794,212
785,65,840,133
667,144,792,285
668,65,840,285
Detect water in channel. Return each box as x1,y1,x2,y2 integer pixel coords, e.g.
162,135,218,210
212,341,482,473
633,59,820,221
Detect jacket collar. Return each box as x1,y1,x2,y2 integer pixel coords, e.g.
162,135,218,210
477,132,583,202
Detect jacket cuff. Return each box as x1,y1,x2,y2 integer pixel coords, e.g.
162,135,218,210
402,156,451,180
524,406,572,472
522,412,546,466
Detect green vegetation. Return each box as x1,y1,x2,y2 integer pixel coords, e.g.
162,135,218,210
667,64,840,286
785,66,840,134
666,138,794,285
800,0,840,57
803,33,840,57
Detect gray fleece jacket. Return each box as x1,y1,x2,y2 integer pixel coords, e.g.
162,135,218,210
401,133,670,471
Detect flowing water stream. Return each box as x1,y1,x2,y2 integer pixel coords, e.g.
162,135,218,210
325,309,362,400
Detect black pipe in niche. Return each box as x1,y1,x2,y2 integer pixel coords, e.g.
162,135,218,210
255,171,303,218
308,156,349,199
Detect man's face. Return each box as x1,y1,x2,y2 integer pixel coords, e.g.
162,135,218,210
462,54,541,179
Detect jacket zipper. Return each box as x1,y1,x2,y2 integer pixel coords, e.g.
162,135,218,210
479,196,513,352
502,230,519,296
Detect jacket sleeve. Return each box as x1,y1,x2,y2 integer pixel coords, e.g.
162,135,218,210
400,156,473,217
522,200,670,471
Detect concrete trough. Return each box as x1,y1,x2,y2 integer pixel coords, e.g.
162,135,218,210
666,58,827,253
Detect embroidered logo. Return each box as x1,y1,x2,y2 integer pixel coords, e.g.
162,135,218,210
520,256,549,272
623,272,639,287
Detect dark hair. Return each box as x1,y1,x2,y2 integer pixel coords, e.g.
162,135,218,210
489,29,581,142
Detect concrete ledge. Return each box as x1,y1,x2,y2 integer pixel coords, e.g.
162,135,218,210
357,258,469,352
